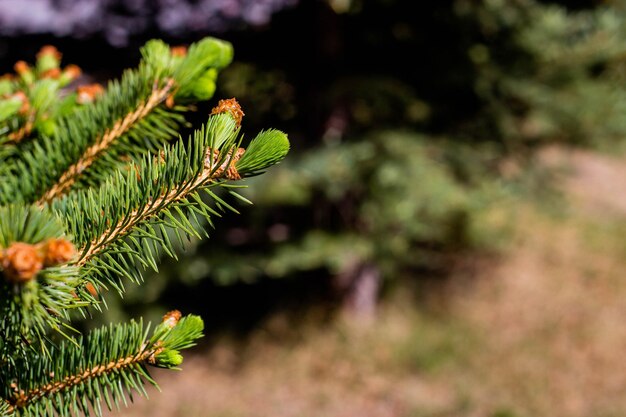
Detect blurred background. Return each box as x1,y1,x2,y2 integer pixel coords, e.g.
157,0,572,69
2,0,626,416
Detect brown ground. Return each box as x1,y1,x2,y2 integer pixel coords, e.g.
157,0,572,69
109,147,626,417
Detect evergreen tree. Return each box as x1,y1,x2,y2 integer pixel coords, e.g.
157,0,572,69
151,0,626,315
0,38,289,416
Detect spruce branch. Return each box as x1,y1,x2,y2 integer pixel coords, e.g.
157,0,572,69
0,37,288,417
0,205,82,345
7,121,33,144
1,314,203,417
57,113,239,261
0,400,10,416
0,38,234,206
0,67,177,205
37,79,176,204
76,146,239,267
0,45,82,150
52,108,288,297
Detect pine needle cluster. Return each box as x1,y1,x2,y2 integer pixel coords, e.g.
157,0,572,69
0,37,289,416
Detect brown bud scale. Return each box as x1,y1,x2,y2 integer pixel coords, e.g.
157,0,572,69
1,242,44,283
211,98,244,127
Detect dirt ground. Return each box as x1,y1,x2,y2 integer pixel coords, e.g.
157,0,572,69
108,147,626,417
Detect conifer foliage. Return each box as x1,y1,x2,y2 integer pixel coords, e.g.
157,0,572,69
0,37,289,416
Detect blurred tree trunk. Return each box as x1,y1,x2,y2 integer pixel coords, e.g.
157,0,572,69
336,262,381,322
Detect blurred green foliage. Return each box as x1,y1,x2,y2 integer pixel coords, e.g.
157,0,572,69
194,132,517,285
109,0,626,318
462,0,626,149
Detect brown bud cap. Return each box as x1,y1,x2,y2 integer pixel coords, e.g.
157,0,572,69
85,282,98,297
0,73,14,81
10,91,30,115
41,67,61,79
37,45,62,61
2,242,44,283
211,98,244,127
204,147,245,180
14,61,30,75
171,46,188,57
76,83,104,104
62,64,82,80
162,310,182,329
44,238,77,266
154,149,167,165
